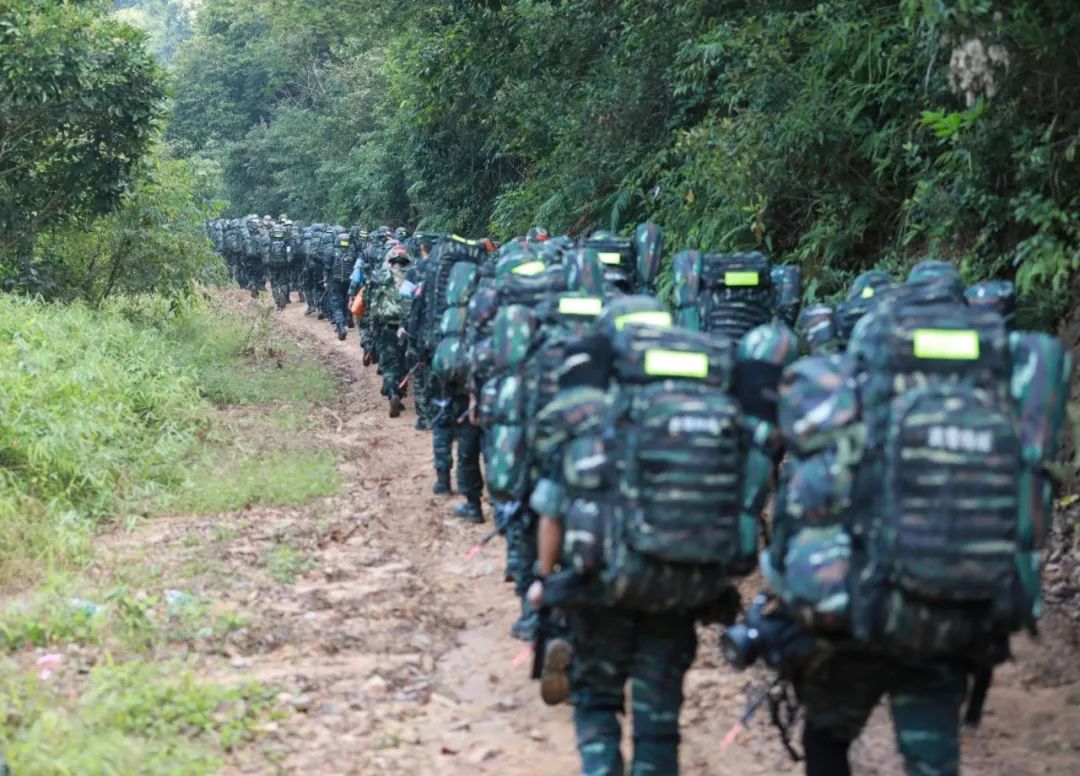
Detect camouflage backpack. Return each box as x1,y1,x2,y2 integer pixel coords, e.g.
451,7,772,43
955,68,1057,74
483,304,540,501
419,235,488,353
579,222,663,295
267,228,290,268
367,268,406,323
772,291,1071,662
673,250,776,341
328,231,354,282
430,256,483,390
553,323,771,613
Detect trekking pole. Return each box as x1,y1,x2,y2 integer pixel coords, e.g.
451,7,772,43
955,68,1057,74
464,527,501,560
720,678,782,751
397,362,421,391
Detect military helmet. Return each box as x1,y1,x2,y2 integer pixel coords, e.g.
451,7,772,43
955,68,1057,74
394,227,408,240
907,259,958,286
279,213,289,221
377,225,391,237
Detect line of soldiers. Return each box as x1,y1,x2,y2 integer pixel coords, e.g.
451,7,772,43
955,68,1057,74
209,217,1070,776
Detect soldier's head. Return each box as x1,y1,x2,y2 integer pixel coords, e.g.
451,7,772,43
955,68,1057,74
386,245,411,271
394,226,408,240
845,270,893,302
526,225,550,244
278,213,288,222
906,259,963,299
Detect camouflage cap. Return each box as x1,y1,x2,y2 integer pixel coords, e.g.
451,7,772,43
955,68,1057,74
526,225,550,243
796,304,839,355
906,259,958,285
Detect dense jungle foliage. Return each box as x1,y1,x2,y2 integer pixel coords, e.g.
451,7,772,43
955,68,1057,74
160,0,1080,310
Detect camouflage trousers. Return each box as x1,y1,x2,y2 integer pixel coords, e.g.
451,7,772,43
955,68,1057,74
226,250,241,284
503,504,537,598
431,385,482,499
242,256,265,294
290,261,306,300
411,360,432,426
374,322,406,398
567,607,697,776
268,265,290,309
304,266,324,312
326,278,350,329
797,646,967,776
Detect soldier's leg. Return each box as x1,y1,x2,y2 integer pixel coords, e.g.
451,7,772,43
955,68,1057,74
414,363,432,430
629,611,697,775
889,661,967,776
330,280,348,337
568,607,634,776
431,380,454,493
271,267,288,309
798,647,888,776
452,405,484,522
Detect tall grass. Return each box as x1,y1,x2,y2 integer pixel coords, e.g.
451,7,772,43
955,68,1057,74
0,294,338,585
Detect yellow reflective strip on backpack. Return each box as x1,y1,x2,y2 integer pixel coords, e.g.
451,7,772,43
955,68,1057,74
598,251,623,266
913,329,980,360
615,311,673,331
861,286,875,299
511,260,546,276
338,240,350,246
451,234,478,246
724,271,760,287
644,349,709,378
558,296,603,316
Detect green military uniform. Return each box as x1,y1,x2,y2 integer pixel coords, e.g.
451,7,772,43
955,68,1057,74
367,248,412,417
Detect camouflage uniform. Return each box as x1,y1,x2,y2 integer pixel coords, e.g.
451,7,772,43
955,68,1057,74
266,225,291,310
567,608,697,776
431,388,482,496
367,254,412,405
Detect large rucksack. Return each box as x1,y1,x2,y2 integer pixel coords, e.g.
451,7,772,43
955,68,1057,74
549,323,768,613
430,260,481,389
579,222,663,295
773,294,1071,663
420,236,488,353
268,228,290,268
673,250,776,341
328,231,354,282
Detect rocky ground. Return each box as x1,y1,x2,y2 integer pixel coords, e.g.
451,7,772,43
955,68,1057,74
90,292,1080,774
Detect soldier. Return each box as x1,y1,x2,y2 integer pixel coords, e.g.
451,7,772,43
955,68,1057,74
324,226,355,340
240,214,266,298
367,245,414,417
749,259,1071,776
405,233,439,430
286,217,305,304
528,306,780,774
266,220,291,310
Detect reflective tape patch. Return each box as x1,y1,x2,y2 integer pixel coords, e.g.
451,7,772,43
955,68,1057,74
724,271,760,287
861,286,875,299
511,260,546,276
644,349,709,378
615,311,673,331
558,296,603,316
913,329,980,360
339,240,350,247
598,251,623,266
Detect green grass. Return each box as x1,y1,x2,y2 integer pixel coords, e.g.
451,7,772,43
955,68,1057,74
169,451,340,515
0,292,340,585
264,542,314,585
0,658,281,774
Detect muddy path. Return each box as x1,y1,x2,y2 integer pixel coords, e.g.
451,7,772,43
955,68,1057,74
101,291,1079,774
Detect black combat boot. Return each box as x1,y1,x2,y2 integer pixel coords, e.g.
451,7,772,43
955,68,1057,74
389,395,404,418
453,497,484,524
432,469,452,495
304,305,316,316
336,324,347,341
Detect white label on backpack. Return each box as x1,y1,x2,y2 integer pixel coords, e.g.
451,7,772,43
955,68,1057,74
558,296,603,316
644,349,709,378
927,425,994,453
598,251,623,265
913,329,980,360
668,415,724,435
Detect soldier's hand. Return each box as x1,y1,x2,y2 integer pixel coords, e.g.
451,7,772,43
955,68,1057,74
527,580,543,610
468,393,479,425
397,326,407,340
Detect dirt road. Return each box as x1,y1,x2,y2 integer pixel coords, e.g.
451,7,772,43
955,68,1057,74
106,292,1080,774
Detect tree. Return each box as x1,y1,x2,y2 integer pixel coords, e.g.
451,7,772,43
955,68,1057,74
0,0,164,280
